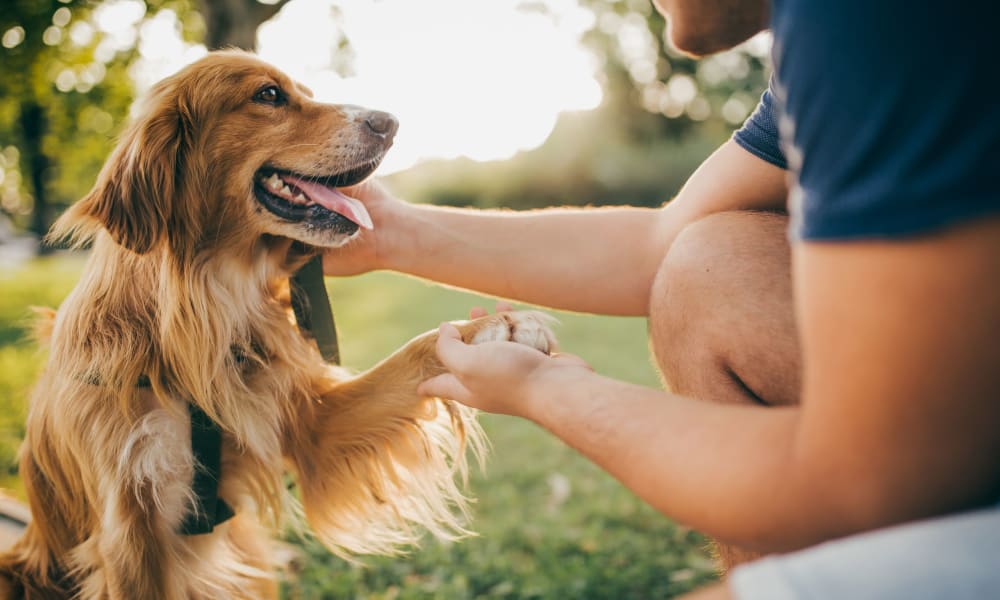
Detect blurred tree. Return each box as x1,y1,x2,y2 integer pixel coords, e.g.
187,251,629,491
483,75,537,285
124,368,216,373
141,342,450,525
0,0,303,250
198,0,289,50
1,0,86,245
577,0,769,136
0,0,204,250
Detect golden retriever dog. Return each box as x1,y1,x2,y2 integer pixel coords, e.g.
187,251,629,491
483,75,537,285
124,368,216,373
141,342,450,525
0,51,555,599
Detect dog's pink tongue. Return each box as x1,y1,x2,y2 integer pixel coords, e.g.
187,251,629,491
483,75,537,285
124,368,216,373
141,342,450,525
284,176,374,230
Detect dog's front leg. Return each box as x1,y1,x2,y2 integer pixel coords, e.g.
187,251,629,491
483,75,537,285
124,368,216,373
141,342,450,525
286,311,555,558
78,407,197,600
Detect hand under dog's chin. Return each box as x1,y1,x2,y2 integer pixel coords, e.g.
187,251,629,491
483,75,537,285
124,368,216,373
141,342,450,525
263,218,362,249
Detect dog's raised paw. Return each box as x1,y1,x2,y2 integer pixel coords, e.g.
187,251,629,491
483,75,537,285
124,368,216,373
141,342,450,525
467,311,557,355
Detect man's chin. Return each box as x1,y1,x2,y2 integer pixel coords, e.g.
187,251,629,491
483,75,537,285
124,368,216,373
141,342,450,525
666,22,765,57
661,0,770,58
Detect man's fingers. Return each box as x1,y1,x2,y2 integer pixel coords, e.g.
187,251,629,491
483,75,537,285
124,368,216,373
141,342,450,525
553,352,594,371
341,178,377,197
471,302,512,319
418,373,469,401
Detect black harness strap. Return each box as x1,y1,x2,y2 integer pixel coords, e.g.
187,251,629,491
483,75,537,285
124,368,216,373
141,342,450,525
180,255,339,535
290,255,341,364
120,377,232,535
179,403,235,535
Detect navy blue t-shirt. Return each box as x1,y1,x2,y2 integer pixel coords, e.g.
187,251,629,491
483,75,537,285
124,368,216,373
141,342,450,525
733,77,787,172
733,0,1000,240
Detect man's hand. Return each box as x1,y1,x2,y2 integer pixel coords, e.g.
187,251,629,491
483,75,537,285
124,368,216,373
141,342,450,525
418,314,592,417
322,178,407,276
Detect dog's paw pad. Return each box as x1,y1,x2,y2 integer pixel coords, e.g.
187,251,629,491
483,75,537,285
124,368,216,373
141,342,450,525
468,311,557,354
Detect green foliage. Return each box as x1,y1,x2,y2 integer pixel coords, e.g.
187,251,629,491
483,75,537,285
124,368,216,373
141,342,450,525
0,0,200,233
0,256,84,489
0,259,717,597
578,0,769,129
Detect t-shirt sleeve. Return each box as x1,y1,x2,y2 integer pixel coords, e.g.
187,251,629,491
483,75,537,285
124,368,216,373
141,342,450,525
733,78,788,171
773,0,1000,241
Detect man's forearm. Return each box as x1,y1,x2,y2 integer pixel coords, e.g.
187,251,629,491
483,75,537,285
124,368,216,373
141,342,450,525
380,203,667,315
522,371,848,552
375,140,788,316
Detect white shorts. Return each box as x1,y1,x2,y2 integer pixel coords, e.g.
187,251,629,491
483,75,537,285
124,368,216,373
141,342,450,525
730,505,1000,599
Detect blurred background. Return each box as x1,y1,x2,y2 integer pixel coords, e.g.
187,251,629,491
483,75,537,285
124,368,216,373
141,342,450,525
0,0,770,597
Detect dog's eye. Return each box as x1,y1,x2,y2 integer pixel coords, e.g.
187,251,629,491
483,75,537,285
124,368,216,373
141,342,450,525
253,85,283,106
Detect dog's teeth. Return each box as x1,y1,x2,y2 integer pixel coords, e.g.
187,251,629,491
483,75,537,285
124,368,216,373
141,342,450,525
294,193,307,204
268,175,282,190
280,185,292,196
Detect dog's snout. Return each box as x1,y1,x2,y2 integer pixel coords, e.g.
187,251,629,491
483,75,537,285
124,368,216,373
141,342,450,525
364,111,399,139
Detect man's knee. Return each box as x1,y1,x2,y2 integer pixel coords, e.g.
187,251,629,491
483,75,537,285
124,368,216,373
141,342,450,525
650,212,755,388
648,211,797,404
658,210,789,287
649,210,788,343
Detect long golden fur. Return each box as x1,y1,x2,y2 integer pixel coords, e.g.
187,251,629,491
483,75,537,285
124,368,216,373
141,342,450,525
0,51,554,599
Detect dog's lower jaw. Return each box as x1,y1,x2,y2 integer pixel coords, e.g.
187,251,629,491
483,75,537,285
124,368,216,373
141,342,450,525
254,209,362,249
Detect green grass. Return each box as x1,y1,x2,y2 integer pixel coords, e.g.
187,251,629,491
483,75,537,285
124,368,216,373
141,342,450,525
0,256,87,491
0,256,716,598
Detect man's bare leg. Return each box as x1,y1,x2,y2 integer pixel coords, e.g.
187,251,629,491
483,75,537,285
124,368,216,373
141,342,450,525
648,210,799,570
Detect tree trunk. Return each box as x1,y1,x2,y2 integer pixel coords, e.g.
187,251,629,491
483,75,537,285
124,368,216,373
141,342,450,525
19,100,52,253
197,0,290,50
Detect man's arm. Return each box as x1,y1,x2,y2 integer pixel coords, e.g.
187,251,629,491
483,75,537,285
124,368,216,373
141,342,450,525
421,217,1000,550
325,139,787,316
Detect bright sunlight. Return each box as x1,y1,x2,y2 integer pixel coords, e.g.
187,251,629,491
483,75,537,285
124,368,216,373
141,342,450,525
123,0,602,173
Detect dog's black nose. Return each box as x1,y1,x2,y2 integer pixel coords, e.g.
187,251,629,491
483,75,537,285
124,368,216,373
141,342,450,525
364,111,399,139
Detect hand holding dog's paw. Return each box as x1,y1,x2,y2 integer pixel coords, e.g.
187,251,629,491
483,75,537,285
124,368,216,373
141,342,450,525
418,310,591,417
466,310,557,355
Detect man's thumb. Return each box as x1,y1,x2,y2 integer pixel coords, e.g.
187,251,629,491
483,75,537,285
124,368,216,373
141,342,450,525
434,322,475,373
418,373,469,402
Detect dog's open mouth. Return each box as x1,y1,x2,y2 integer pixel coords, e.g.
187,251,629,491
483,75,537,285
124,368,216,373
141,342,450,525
253,161,379,232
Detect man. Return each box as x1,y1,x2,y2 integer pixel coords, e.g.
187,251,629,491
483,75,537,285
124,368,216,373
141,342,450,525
325,0,1000,597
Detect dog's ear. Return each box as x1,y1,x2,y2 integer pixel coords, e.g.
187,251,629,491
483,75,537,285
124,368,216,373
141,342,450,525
53,84,189,254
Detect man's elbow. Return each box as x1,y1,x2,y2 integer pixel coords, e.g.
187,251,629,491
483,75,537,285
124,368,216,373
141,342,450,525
770,456,1000,552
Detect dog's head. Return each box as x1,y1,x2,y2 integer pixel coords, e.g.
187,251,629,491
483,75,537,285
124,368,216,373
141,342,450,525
56,51,396,255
